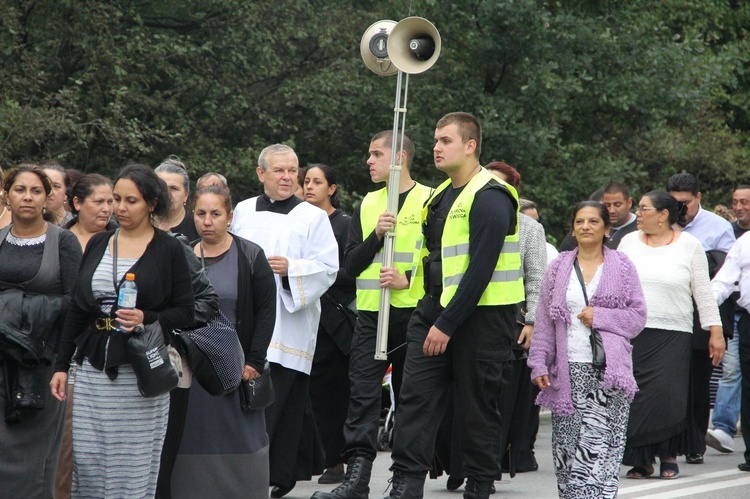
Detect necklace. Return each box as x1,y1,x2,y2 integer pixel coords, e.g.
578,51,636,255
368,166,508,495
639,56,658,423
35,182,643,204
199,234,232,259
645,228,675,247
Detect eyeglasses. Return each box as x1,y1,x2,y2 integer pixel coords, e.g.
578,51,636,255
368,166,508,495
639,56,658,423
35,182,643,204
635,206,658,213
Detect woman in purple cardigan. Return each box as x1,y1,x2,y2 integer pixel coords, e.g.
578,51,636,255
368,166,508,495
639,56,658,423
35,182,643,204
528,201,647,499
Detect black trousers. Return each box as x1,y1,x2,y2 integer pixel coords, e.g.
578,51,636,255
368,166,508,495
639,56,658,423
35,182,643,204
738,312,750,463
266,363,325,488
310,328,351,468
390,296,514,483
684,348,714,455
341,308,410,461
434,357,535,480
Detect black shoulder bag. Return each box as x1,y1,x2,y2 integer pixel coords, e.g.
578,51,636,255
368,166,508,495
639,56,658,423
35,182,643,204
113,230,179,397
573,259,606,369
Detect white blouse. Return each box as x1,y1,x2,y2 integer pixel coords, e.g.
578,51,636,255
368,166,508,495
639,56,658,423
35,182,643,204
618,230,721,333
565,263,602,363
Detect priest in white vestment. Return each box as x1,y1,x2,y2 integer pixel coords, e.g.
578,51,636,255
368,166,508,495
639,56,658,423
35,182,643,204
230,144,339,497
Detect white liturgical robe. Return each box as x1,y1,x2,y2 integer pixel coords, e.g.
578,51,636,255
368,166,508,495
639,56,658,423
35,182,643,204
230,195,339,374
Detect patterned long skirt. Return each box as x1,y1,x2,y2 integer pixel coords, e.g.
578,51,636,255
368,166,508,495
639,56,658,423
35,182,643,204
72,361,169,498
551,363,629,499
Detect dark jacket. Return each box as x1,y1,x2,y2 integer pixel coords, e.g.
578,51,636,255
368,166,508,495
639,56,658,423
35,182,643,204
55,228,195,376
320,209,356,354
0,224,79,365
228,234,277,372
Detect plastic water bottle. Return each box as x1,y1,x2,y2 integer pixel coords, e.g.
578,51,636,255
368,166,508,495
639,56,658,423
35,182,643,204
116,273,137,332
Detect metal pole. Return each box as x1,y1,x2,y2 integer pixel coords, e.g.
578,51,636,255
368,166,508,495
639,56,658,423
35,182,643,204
374,70,409,360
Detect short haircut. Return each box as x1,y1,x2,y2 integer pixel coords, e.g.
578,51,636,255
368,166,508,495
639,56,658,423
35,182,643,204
735,185,750,192
666,173,699,196
196,172,228,189
258,144,296,170
435,112,482,158
603,182,631,200
588,189,604,202
370,131,415,169
155,156,191,194
485,161,521,190
519,198,537,212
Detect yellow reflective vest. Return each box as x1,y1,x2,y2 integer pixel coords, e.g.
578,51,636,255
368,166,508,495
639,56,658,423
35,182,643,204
411,168,524,308
356,183,433,311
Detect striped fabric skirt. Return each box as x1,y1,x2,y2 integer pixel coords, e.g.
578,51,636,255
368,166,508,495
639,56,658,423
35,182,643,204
551,362,629,499
72,361,169,498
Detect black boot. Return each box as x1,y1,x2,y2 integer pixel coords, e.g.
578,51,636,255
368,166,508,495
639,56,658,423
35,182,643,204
382,470,424,499
311,457,373,499
464,479,494,499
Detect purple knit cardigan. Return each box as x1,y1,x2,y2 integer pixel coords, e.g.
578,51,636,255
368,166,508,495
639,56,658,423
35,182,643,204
527,246,647,416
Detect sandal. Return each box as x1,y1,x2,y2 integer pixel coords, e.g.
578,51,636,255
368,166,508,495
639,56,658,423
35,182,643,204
626,466,653,479
660,461,680,480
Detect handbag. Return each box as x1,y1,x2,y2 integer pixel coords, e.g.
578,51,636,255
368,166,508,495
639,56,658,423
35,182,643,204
573,259,606,369
126,321,180,397
112,229,178,397
177,310,245,396
239,361,274,411
176,243,247,396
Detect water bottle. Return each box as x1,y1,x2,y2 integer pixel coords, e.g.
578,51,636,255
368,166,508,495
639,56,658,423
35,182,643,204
117,273,137,332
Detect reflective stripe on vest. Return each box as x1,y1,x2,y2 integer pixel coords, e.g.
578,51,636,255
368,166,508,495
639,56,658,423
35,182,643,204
356,184,433,311
415,169,524,307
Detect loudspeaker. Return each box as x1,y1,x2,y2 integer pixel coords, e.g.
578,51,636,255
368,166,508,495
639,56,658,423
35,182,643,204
387,17,441,75
360,20,398,76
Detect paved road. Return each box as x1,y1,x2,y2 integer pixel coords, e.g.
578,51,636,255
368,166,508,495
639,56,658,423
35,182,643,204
284,412,750,498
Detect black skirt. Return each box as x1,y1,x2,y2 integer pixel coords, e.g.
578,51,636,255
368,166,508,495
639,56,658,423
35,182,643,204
623,328,691,466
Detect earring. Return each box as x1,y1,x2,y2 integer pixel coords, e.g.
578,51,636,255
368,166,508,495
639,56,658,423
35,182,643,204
659,222,663,228
42,206,47,215
150,212,155,225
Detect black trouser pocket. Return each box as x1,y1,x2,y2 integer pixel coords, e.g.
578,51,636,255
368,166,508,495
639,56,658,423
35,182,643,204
475,351,511,405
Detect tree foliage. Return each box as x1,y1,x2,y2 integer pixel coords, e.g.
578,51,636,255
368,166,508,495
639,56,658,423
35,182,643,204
1,0,748,240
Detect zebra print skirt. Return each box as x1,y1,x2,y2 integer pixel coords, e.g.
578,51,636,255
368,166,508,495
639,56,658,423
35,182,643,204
72,360,169,498
551,363,629,499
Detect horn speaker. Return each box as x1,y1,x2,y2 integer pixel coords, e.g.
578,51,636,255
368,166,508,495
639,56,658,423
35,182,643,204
387,17,441,74
360,20,398,76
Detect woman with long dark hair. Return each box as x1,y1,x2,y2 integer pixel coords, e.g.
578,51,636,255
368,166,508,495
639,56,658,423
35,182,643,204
618,191,725,479
50,164,195,497
304,164,357,484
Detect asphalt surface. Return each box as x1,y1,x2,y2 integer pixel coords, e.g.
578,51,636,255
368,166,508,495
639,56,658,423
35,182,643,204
282,412,750,499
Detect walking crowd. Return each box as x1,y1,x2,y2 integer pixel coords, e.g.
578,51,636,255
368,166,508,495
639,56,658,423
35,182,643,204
0,111,749,499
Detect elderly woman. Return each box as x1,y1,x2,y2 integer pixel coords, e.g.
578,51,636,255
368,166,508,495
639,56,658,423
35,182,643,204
0,165,82,499
529,201,647,498
155,156,200,241
42,161,74,227
56,173,117,499
618,191,724,480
